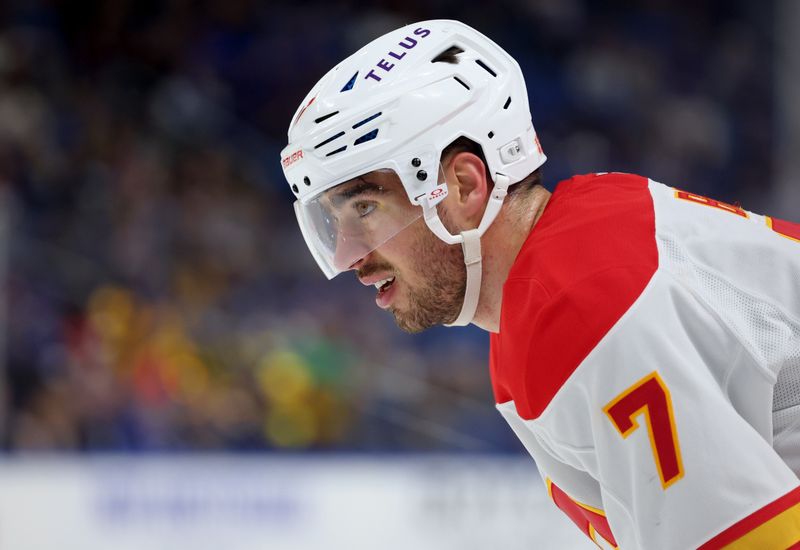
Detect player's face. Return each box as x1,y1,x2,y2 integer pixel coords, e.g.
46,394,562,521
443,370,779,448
323,171,465,333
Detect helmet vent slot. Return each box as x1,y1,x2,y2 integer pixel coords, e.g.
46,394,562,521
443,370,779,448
475,59,497,77
314,111,340,124
453,76,470,90
354,129,379,146
431,46,464,64
352,112,382,129
314,131,345,149
340,72,359,92
503,97,512,109
326,145,347,157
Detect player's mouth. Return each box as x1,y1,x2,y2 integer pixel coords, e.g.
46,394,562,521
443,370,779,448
373,275,397,309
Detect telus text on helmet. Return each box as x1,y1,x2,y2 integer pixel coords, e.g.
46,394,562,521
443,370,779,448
363,27,431,82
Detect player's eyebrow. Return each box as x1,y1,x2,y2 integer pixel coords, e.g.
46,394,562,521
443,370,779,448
328,179,386,207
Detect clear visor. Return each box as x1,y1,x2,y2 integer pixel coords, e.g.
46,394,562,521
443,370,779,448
295,169,424,279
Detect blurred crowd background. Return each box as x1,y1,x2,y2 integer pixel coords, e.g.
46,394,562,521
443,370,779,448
0,0,778,452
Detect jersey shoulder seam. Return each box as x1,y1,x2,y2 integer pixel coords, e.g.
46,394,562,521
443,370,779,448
657,263,779,384
506,262,657,306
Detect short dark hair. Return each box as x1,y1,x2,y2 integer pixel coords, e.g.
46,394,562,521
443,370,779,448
441,136,542,197
431,45,465,65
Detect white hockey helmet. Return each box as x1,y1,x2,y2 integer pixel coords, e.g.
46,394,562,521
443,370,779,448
281,19,546,325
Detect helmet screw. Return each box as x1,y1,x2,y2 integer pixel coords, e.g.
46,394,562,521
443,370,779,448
416,170,427,181
303,176,311,186
291,184,299,194
411,157,421,167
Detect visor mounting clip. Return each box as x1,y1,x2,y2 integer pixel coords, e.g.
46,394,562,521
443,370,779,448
416,170,427,181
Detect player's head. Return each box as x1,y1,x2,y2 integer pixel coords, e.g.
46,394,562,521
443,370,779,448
280,19,546,330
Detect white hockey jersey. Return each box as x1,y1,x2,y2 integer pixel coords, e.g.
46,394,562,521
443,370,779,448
489,173,800,549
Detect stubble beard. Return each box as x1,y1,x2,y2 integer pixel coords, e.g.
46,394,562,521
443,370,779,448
391,218,467,334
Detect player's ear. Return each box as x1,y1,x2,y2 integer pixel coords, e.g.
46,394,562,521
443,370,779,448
444,151,490,226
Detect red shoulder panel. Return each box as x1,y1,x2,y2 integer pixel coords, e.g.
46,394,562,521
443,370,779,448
490,173,658,419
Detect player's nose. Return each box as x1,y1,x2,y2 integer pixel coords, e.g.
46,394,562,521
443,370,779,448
332,231,371,272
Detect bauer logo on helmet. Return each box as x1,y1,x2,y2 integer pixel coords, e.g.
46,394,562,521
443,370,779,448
282,149,304,168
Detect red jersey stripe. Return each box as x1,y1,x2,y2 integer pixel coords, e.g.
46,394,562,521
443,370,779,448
698,485,800,549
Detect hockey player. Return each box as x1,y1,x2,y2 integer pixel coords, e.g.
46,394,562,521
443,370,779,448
281,20,800,549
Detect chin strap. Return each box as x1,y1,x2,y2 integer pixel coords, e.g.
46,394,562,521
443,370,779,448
420,173,510,328
444,228,482,327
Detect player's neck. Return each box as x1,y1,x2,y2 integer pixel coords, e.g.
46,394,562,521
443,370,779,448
471,186,551,333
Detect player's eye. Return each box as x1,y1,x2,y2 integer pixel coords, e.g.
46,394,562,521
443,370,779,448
354,201,377,218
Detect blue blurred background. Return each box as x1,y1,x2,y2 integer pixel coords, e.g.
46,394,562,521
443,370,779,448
0,0,786,455
0,1,795,547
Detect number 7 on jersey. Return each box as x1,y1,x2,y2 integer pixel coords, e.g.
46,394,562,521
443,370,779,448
603,371,685,489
